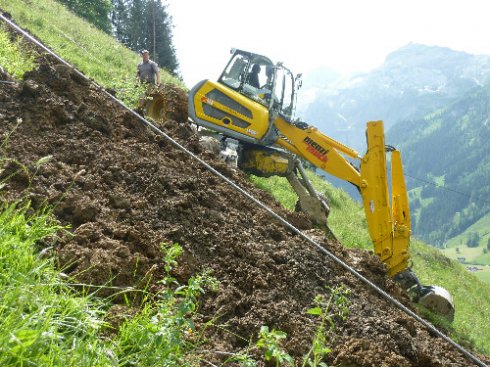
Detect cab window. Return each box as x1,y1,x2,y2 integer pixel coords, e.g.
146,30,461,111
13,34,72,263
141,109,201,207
242,60,273,97
273,68,294,119
220,53,250,90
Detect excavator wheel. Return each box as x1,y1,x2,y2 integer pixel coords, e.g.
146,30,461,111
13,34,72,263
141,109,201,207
395,270,455,321
418,286,455,322
143,83,188,123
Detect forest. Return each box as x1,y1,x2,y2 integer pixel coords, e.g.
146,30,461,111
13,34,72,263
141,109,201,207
390,84,490,247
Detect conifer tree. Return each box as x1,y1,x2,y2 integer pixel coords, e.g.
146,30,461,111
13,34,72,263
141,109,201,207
59,0,112,33
111,0,129,43
112,0,179,76
143,0,178,74
61,0,180,76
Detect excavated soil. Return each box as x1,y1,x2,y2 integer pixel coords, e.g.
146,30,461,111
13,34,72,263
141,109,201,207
1,25,489,367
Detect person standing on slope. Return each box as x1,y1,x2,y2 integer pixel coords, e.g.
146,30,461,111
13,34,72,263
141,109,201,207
136,49,160,85
135,50,160,116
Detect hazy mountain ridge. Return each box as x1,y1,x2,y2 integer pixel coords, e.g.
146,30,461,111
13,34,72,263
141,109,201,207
299,43,490,247
299,43,490,150
388,83,490,247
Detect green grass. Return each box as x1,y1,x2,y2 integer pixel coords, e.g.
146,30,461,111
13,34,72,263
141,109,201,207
253,170,490,356
0,24,37,78
445,213,490,250
442,246,490,265
411,241,490,352
441,212,490,266
474,267,490,282
0,200,113,366
475,252,490,264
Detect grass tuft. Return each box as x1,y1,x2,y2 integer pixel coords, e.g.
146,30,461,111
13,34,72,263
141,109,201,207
0,200,113,366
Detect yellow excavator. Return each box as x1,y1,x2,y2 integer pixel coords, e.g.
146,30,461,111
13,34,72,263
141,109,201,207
144,48,455,320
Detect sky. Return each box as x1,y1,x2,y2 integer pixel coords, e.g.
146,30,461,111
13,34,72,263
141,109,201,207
165,0,490,88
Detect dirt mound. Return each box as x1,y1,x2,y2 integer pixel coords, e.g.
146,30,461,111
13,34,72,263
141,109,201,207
0,31,487,366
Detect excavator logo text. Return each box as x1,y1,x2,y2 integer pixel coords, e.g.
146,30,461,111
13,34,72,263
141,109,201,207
304,137,328,162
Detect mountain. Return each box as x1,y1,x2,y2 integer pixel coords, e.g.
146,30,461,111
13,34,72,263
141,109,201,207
297,43,490,246
299,43,490,151
388,83,490,247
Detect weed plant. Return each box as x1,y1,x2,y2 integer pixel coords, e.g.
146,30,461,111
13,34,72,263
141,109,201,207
255,285,350,367
302,286,350,367
0,25,36,78
115,244,219,366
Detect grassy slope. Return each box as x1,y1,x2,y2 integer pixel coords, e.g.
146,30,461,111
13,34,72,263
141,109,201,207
1,0,490,358
411,240,490,352
445,214,490,248
0,0,182,106
412,185,490,270
443,214,490,263
0,201,113,366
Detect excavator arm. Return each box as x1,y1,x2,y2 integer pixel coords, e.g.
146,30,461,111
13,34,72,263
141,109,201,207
274,117,454,319
274,118,410,276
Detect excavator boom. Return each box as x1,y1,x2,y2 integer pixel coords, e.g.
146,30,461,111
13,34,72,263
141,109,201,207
274,118,411,276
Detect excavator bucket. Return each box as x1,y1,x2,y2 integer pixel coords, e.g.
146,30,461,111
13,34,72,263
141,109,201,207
142,84,188,123
419,286,455,321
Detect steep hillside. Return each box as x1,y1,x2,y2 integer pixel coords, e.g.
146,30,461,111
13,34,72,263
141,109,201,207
301,43,490,151
1,18,490,367
388,83,490,247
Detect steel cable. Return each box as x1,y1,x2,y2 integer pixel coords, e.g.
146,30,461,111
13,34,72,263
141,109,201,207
0,13,487,367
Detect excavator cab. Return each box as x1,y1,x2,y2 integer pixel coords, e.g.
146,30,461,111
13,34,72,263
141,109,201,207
208,49,300,125
188,49,306,144
217,49,298,118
